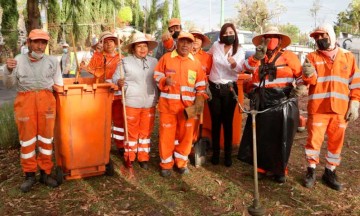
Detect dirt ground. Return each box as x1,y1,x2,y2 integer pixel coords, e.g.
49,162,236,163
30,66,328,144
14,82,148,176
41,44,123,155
0,97,359,216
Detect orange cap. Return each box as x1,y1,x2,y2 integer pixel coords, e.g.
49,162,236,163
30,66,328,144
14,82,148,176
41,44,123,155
168,18,181,28
178,32,195,42
28,29,50,41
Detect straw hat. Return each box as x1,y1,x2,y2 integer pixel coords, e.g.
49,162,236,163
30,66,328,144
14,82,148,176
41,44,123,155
99,31,122,45
177,32,195,42
252,26,291,48
189,27,211,47
28,29,50,41
123,33,158,54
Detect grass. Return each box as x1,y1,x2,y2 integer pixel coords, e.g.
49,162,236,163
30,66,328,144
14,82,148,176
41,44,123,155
0,102,18,149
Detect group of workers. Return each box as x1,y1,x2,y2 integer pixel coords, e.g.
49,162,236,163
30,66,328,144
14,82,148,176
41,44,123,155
3,17,360,193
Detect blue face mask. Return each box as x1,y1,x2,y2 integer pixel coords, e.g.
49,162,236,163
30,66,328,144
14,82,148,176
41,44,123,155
63,48,68,53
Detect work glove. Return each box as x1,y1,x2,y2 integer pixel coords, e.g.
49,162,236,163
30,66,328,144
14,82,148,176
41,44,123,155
254,38,270,60
289,85,308,98
206,82,212,101
345,100,359,122
184,105,197,119
117,78,125,88
194,95,205,114
302,58,315,78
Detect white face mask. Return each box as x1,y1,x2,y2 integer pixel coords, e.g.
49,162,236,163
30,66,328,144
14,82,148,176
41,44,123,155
30,51,44,60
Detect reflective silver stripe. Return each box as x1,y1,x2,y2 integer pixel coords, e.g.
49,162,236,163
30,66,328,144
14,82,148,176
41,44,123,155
21,150,36,159
174,140,179,145
112,134,124,140
174,151,188,161
244,59,256,70
181,86,195,92
339,123,347,128
105,79,112,83
113,126,124,132
161,156,173,163
349,72,360,83
317,76,349,85
325,157,341,164
139,138,151,144
308,92,349,101
37,135,53,144
327,151,340,158
160,92,181,100
312,122,323,127
154,71,165,77
155,76,162,82
195,80,206,87
306,155,319,160
253,77,294,87
305,149,320,155
138,147,151,153
20,137,36,147
182,95,195,101
315,61,326,65
350,83,360,89
38,147,52,155
197,90,206,94
125,148,137,152
127,141,137,147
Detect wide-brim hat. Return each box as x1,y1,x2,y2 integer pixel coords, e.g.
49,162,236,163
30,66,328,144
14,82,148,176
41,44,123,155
123,33,158,54
99,31,122,45
252,26,291,48
177,32,195,42
62,42,69,47
28,29,50,41
189,28,211,47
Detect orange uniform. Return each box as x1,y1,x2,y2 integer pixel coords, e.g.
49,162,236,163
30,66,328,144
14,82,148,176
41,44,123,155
154,50,207,169
303,48,360,167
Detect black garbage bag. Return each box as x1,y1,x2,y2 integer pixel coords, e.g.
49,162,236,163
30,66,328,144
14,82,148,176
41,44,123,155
237,97,299,176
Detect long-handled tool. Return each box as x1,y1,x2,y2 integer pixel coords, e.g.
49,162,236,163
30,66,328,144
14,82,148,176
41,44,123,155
70,33,80,84
194,113,207,168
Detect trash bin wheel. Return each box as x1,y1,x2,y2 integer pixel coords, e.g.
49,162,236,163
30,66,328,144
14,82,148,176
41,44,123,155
105,158,115,176
56,166,64,185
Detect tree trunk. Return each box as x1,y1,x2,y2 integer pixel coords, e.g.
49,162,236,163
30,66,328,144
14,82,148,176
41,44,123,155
26,0,41,33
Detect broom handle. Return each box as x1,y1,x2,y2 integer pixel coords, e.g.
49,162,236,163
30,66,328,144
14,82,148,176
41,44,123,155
70,33,80,83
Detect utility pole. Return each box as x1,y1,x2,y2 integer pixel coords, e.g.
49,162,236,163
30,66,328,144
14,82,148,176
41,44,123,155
220,0,224,27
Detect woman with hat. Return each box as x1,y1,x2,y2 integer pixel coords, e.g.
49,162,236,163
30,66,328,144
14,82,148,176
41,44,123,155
237,26,306,183
112,33,158,169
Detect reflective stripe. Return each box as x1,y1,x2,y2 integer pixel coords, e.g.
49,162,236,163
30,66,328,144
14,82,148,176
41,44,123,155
20,137,36,147
195,80,206,87
127,141,137,147
21,150,36,159
349,72,360,82
245,59,256,70
181,86,195,92
339,123,347,128
160,92,181,100
312,122,323,127
326,157,341,164
113,126,124,132
161,156,173,163
305,149,320,155
253,77,294,87
155,76,162,82
350,83,360,89
113,134,124,140
154,71,165,77
105,79,112,83
182,95,195,101
315,61,326,65
327,151,340,158
306,155,319,160
38,147,52,155
174,140,179,145
37,135,53,144
317,76,349,85
138,147,151,153
139,138,151,144
174,152,188,161
125,148,137,152
309,92,349,101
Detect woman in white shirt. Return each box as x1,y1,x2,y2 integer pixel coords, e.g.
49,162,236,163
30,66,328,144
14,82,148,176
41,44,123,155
208,23,245,167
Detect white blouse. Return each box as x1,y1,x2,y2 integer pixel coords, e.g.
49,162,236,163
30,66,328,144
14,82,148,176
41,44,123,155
208,41,245,84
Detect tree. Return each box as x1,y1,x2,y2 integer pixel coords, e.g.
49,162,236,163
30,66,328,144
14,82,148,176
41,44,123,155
1,0,19,53
171,0,180,19
118,6,133,27
48,0,61,54
309,0,322,29
278,23,300,44
147,0,158,34
25,0,41,32
159,0,170,32
235,0,285,33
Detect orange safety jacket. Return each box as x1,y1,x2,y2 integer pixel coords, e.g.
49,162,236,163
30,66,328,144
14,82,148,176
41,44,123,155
243,49,302,90
154,50,208,114
194,50,213,76
87,51,121,81
303,48,360,115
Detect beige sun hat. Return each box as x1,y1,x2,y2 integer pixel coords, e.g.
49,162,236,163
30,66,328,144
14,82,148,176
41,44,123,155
123,33,158,54
252,26,291,48
189,27,211,47
99,31,123,45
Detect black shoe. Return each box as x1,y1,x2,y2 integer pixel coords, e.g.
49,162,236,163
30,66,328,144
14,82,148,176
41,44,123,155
139,161,149,170
273,175,286,183
118,148,125,157
322,168,342,191
224,155,232,167
39,170,58,188
304,167,316,188
160,169,171,177
211,154,220,165
178,167,190,175
20,172,37,193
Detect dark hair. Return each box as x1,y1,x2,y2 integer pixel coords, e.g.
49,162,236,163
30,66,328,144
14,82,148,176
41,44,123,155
219,23,239,56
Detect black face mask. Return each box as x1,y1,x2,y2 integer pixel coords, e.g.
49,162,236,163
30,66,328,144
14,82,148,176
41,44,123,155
316,38,331,50
172,31,180,39
222,35,235,45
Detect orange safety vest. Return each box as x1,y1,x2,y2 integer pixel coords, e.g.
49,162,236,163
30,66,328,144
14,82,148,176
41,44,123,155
87,51,121,81
154,50,207,114
194,50,213,76
303,48,360,115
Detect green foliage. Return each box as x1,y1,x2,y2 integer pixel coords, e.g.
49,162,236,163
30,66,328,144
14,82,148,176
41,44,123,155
147,0,159,34
160,0,170,32
131,0,142,29
278,23,300,44
171,0,181,19
335,0,360,34
0,103,19,150
48,0,61,54
0,0,19,53
118,6,133,24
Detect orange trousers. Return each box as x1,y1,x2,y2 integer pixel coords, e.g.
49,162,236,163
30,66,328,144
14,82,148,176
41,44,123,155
14,90,56,174
305,114,347,167
112,99,124,149
124,107,155,162
159,111,195,169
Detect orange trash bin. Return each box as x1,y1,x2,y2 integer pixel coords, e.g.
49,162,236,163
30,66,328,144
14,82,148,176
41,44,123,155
202,74,251,149
53,77,118,183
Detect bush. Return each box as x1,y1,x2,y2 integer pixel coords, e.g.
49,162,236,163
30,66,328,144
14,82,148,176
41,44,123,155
0,102,19,149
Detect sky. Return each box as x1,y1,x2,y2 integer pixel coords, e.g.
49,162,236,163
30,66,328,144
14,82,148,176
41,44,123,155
140,0,352,33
